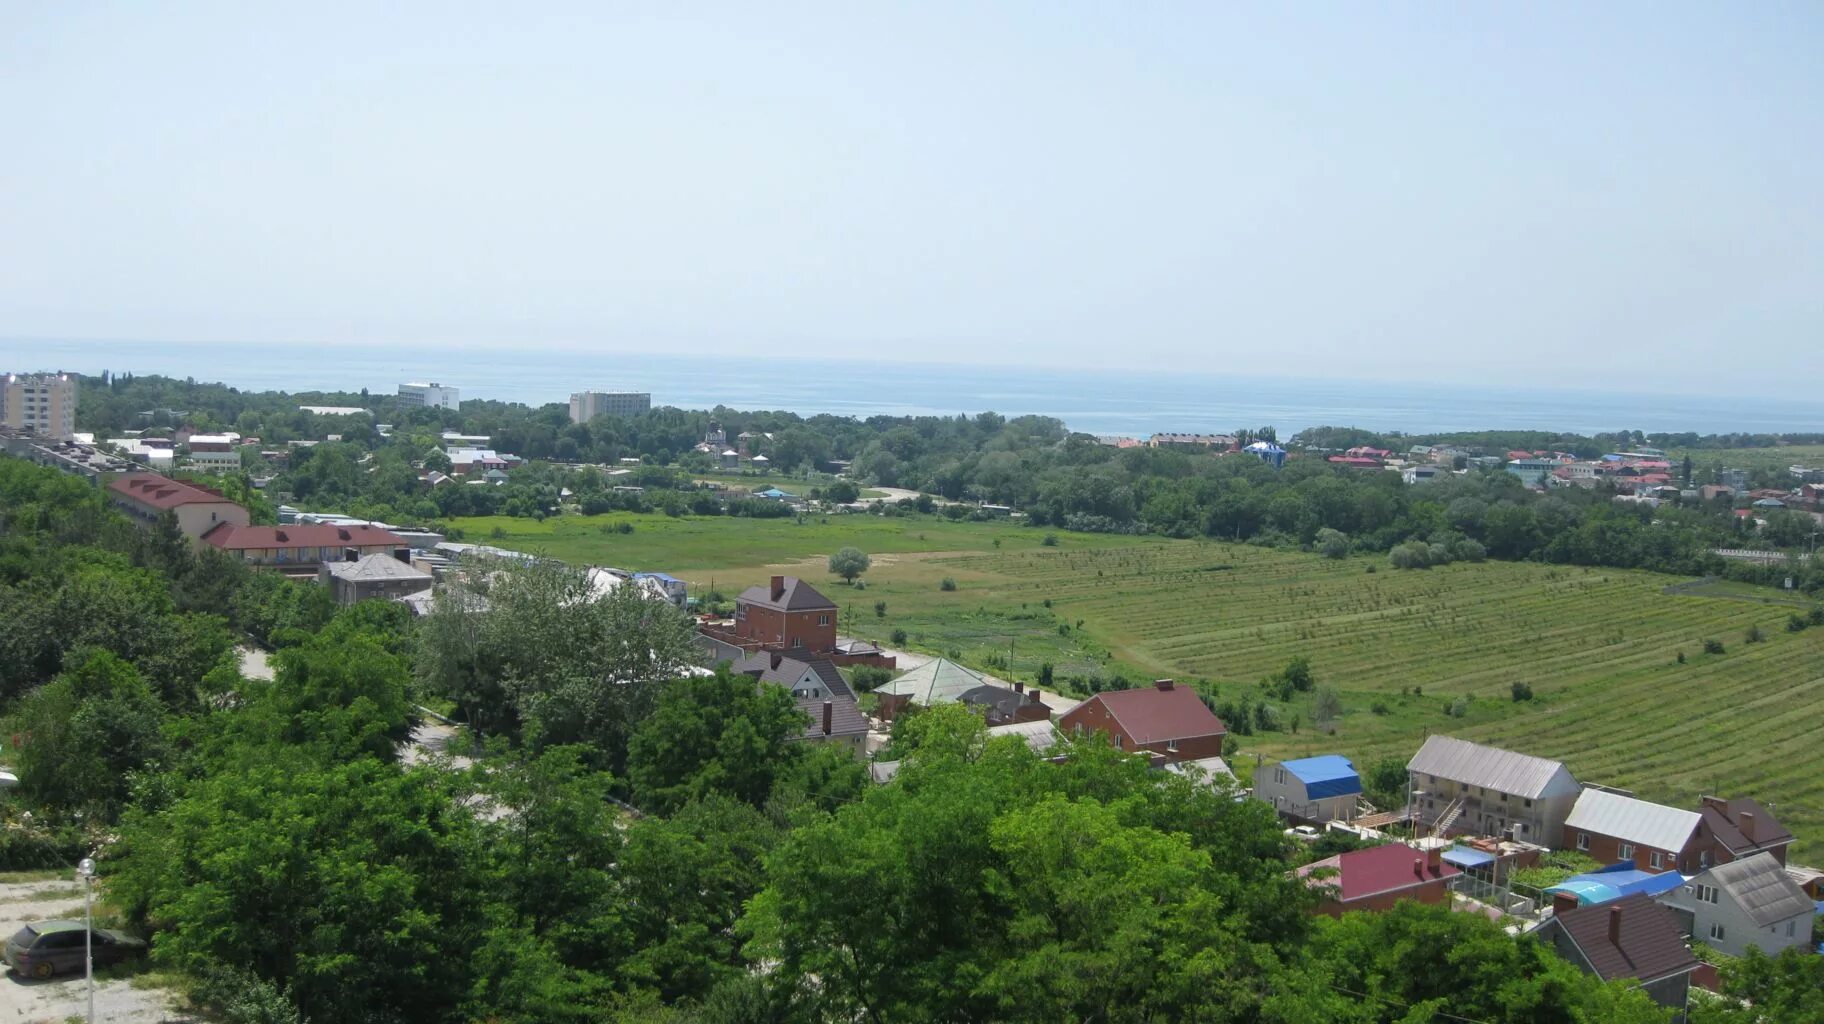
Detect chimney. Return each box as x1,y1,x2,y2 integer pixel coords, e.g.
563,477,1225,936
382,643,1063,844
1739,810,1755,841
1426,845,1442,872
1552,891,1580,917
1414,856,1425,879
1014,681,1024,694
393,547,411,563
821,700,833,736
771,575,786,600
1701,795,1728,813
1154,678,1175,691
344,547,359,562
1028,688,1042,705
1608,906,1623,946
770,651,783,670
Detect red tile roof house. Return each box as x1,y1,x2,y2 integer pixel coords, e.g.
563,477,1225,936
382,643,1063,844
700,576,896,668
106,472,250,541
1298,843,1460,916
1532,894,1699,1019
202,523,408,578
1057,680,1226,763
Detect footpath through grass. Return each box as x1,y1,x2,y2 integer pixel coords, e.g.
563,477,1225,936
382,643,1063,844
458,511,1824,860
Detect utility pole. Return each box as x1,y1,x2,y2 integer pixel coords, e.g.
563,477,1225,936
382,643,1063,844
78,855,95,1024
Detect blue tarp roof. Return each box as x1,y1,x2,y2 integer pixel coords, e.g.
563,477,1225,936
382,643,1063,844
635,573,684,584
1548,866,1687,905
1444,846,1496,869
1280,755,1362,799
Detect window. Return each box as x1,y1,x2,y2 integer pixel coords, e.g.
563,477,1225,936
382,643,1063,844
1498,792,1508,803
1274,768,1286,786
1524,798,1533,808
1618,843,1635,859
1113,734,1124,750
1787,921,1796,937
818,614,830,626
791,637,803,648
1696,884,1719,904
1650,852,1663,870
1167,739,1179,753
1577,833,1590,851
1708,923,1725,941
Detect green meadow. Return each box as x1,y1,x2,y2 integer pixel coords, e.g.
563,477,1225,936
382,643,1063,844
458,511,1824,859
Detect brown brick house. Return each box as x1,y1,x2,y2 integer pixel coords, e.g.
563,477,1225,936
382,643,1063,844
1563,788,1707,874
1058,680,1226,763
733,575,837,653
1697,797,1792,867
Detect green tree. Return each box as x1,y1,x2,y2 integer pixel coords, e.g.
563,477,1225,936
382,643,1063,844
1690,945,1824,1023
825,480,861,504
828,546,871,584
625,667,808,815
1316,527,1350,559
17,650,169,816
1281,655,1315,692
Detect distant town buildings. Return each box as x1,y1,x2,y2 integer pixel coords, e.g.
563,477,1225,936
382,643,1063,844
0,372,77,440
398,382,461,410
1148,433,1237,451
569,390,651,424
0,428,137,482
298,405,370,417
184,432,244,473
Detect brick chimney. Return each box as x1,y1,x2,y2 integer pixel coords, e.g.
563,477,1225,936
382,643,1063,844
1413,856,1425,879
1739,810,1756,842
769,651,783,670
1426,845,1442,872
770,575,786,600
1552,891,1580,917
1700,795,1728,813
1014,681,1024,694
1028,688,1041,705
1608,905,1623,946
1154,679,1175,691
821,700,833,736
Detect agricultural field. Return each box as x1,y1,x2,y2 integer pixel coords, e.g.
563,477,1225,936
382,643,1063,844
1676,442,1824,478
460,511,1824,859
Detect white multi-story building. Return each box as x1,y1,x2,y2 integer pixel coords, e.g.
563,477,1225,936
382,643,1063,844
398,382,461,410
1,372,78,440
569,390,651,424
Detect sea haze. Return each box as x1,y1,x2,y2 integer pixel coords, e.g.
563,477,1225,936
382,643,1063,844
4,338,1820,439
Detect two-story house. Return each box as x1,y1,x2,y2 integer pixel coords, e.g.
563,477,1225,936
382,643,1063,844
734,576,837,654
1534,894,1699,1020
1058,679,1226,764
1252,755,1363,825
1696,797,1793,867
202,522,409,577
729,650,869,753
1658,853,1815,960
1562,788,1707,874
1406,735,1581,845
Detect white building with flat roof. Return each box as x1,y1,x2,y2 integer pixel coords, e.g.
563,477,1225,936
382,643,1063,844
569,390,651,423
399,382,460,410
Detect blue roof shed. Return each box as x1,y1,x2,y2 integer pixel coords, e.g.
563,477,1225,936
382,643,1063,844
1281,755,1361,800
1546,863,1687,906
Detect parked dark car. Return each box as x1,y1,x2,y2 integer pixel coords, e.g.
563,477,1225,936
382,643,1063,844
2,920,146,979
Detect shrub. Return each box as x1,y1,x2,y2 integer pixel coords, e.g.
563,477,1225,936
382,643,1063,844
1037,662,1054,688
1744,625,1765,644
1703,638,1726,655
488,525,508,540
1446,696,1471,718
849,666,892,692
1810,606,1824,627
874,601,887,618
1453,538,1487,563
1787,614,1808,633
1041,533,1059,547
890,629,908,646
1370,700,1391,715
1427,542,1454,566
1511,681,1534,702
939,577,957,592
1676,650,1686,664
1316,528,1349,559
1388,542,1431,569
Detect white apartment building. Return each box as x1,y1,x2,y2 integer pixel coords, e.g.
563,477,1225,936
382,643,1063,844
1,373,78,440
398,382,461,410
569,390,651,424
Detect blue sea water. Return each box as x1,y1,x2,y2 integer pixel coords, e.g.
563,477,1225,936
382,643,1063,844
3,337,1820,438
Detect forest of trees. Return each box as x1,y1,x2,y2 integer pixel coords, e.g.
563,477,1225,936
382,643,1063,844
5,454,1824,1020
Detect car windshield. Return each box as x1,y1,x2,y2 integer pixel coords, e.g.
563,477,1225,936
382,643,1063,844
10,925,38,943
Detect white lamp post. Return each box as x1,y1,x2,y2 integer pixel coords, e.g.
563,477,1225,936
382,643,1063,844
76,856,95,1024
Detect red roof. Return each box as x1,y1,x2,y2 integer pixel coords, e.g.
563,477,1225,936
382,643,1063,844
1300,843,1460,902
202,523,406,551
107,473,236,510
1327,456,1382,467
1073,682,1225,744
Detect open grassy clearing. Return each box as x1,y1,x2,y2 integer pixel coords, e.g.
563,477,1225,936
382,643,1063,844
1675,442,1824,476
463,512,1824,859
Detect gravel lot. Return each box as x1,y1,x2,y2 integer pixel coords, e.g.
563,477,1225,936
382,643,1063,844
0,879,179,1024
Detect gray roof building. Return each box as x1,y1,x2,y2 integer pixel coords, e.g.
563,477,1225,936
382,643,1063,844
1565,789,1703,855
729,651,869,744
1407,735,1580,801
1705,854,1815,928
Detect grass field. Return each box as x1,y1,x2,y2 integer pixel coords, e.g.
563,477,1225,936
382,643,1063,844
457,511,1824,860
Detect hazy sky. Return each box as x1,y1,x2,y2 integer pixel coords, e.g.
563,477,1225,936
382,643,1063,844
2,3,1819,391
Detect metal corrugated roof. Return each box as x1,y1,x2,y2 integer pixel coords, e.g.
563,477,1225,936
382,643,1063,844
1707,853,1816,927
1406,735,1580,800
1565,789,1702,853
874,659,990,704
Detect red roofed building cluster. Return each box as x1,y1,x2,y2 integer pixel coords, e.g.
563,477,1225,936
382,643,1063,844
1297,842,1461,916
202,522,409,575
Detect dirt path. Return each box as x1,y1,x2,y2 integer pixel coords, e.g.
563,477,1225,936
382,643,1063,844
0,880,178,1024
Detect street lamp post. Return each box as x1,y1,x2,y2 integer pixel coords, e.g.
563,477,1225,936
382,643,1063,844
77,856,95,1024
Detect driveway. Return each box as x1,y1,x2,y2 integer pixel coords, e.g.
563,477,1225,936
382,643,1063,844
0,879,178,1024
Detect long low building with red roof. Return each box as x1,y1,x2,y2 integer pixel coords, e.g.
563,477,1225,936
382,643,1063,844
202,522,409,575
107,472,250,540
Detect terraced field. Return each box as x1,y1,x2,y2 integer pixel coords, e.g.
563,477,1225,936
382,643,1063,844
467,513,1824,859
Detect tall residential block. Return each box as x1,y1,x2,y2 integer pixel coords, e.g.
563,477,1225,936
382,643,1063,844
0,372,78,440
569,390,651,424
398,382,461,410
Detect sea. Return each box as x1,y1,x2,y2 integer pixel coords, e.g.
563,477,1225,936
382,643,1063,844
4,337,1821,439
